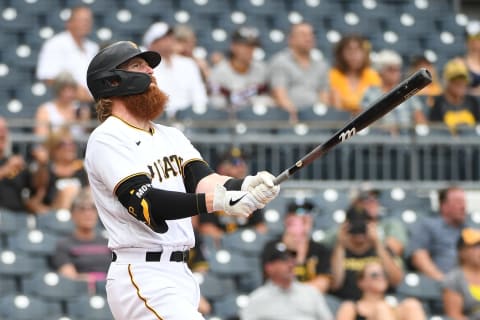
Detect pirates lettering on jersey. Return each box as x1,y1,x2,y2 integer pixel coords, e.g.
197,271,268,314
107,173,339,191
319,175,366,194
147,155,184,183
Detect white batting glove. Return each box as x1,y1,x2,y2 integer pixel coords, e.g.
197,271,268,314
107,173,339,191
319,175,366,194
213,185,264,218
242,171,280,205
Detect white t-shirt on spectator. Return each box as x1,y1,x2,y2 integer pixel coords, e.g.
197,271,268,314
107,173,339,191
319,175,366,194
36,31,99,88
153,54,208,118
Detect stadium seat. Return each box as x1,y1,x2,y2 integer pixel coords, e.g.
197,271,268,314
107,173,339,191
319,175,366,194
324,294,342,318
0,276,18,298
345,1,398,20
0,8,35,32
195,271,236,301
212,292,248,320
179,0,231,15
289,0,344,21
22,271,89,303
206,249,251,277
65,0,119,15
0,294,62,320
123,0,175,16
35,209,74,237
66,294,113,320
9,229,58,260
0,250,36,278
221,228,269,256
396,272,442,314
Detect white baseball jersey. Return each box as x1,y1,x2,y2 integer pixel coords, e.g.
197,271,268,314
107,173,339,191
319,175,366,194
85,116,202,250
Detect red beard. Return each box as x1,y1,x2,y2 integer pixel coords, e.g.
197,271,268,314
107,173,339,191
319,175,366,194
120,80,169,121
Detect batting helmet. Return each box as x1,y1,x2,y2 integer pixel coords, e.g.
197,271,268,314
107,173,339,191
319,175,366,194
86,41,161,101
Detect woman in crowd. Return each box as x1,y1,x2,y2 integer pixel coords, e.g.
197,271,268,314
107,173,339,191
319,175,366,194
336,261,426,320
329,34,381,115
442,227,480,320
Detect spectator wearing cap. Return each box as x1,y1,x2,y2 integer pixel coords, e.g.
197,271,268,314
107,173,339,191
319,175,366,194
428,58,480,134
322,187,408,257
240,242,333,320
268,22,331,122
36,6,98,103
197,148,266,244
51,187,110,294
34,71,91,140
406,186,467,281
361,49,427,134
461,20,480,96
262,201,332,293
330,206,404,301
143,22,208,119
442,227,480,320
208,26,273,110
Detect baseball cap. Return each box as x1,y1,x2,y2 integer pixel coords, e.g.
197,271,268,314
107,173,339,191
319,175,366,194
457,228,480,248
231,26,260,46
346,206,370,234
443,59,470,82
143,22,173,48
261,242,296,265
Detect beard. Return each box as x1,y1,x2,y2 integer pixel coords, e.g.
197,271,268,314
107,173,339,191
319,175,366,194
120,78,169,121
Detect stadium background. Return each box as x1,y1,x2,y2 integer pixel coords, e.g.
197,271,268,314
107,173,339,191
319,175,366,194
0,0,480,319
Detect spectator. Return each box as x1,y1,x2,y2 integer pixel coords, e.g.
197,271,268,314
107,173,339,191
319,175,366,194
428,58,480,134
143,22,208,118
36,127,89,210
461,20,480,96
330,206,404,301
34,71,91,139
209,26,273,110
36,6,98,103
443,227,480,320
0,117,44,213
329,34,381,114
323,187,408,257
408,55,443,99
51,187,110,294
268,22,330,122
337,261,427,320
362,49,427,133
198,148,267,243
406,186,467,281
262,201,332,293
173,24,211,83
240,242,333,320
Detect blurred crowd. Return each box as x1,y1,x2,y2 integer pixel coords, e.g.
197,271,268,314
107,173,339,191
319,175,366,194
1,4,480,320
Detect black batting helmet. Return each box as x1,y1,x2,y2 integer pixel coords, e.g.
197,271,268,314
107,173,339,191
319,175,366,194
86,41,161,101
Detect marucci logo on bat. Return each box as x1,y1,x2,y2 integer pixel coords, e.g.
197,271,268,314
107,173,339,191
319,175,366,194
339,128,356,142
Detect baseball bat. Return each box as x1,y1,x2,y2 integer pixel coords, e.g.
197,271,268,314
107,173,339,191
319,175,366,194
273,67,432,185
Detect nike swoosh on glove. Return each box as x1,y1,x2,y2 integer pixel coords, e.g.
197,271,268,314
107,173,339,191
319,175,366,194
213,185,264,218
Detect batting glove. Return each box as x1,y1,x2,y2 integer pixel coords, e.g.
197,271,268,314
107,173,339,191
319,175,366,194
242,171,280,205
213,185,264,218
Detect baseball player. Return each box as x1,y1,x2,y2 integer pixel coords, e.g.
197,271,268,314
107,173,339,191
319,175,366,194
84,41,280,320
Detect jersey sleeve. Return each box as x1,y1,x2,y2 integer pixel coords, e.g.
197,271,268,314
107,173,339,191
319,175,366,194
85,131,151,194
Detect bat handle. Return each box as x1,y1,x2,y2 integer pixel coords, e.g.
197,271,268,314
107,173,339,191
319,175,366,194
273,170,290,185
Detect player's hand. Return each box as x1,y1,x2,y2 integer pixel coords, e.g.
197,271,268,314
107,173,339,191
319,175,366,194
213,185,263,218
242,171,280,205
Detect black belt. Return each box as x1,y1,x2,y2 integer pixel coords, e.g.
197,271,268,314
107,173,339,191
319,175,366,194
111,250,189,263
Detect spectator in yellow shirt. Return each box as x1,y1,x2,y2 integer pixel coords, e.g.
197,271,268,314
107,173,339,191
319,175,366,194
329,34,381,114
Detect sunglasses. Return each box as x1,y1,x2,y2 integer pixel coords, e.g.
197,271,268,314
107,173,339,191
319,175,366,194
365,271,386,279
